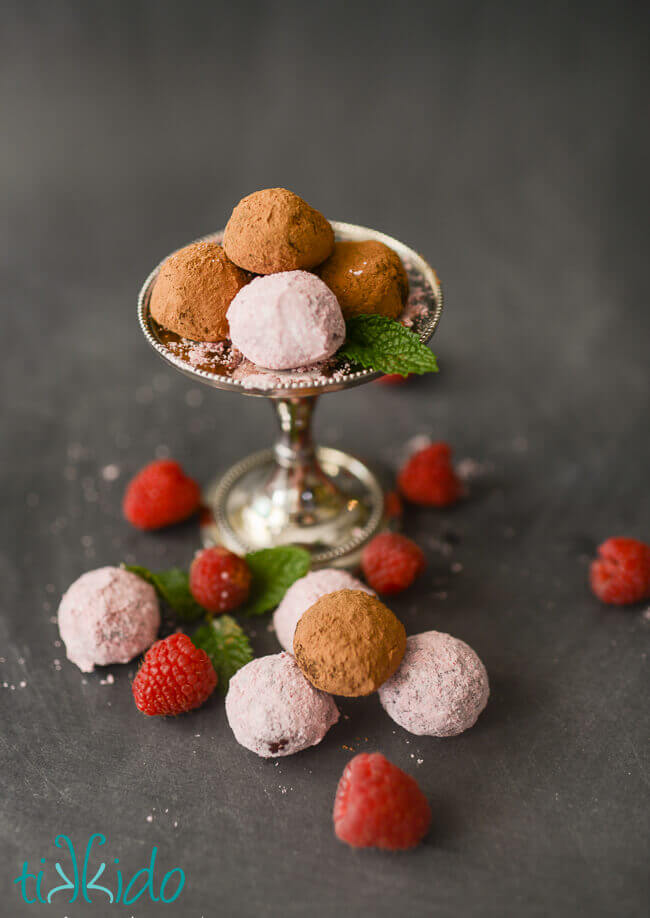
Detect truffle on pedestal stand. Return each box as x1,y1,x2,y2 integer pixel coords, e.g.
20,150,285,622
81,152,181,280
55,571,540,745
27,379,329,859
138,222,443,569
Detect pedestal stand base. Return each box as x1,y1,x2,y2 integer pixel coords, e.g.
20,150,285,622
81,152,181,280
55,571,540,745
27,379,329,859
201,445,387,569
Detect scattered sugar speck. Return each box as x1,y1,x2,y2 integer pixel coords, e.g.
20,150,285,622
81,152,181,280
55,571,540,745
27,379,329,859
457,458,492,481
101,464,121,481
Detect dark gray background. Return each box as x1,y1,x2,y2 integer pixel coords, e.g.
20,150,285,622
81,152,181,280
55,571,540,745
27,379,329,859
1,1,648,916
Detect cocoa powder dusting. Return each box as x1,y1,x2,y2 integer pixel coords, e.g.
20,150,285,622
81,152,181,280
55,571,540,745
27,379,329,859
223,188,334,274
293,590,406,697
150,240,250,342
318,240,409,320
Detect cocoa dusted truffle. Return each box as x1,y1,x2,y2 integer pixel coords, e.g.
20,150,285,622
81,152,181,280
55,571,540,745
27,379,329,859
223,188,334,274
318,240,409,320
150,240,249,342
293,589,406,697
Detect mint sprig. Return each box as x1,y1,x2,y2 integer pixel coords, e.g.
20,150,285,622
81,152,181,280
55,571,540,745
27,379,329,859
124,565,204,621
338,315,439,377
126,544,311,621
241,546,311,616
192,616,253,692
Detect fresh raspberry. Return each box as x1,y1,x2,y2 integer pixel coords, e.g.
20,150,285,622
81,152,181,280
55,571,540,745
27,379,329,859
590,537,650,605
376,374,411,386
398,442,462,507
334,752,431,850
123,459,201,530
384,490,403,521
132,634,217,716
190,547,252,614
361,532,426,595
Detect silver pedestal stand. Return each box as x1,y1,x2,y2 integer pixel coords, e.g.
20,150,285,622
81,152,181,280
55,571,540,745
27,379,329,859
138,221,443,569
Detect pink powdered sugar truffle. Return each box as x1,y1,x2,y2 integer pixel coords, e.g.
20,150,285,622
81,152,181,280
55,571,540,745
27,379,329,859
227,271,345,370
378,631,489,737
273,569,375,653
58,567,160,673
225,652,339,757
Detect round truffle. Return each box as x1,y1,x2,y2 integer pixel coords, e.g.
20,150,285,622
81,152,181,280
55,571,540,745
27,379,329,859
149,240,249,341
225,653,339,757
293,590,406,697
378,631,489,737
318,240,409,320
274,569,375,653
58,567,160,673
223,188,334,274
227,270,345,369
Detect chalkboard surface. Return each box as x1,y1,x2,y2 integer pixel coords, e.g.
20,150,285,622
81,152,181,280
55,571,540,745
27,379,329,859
1,2,648,916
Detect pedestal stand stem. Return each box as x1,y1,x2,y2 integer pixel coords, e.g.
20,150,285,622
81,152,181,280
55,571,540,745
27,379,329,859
267,397,341,519
273,397,318,469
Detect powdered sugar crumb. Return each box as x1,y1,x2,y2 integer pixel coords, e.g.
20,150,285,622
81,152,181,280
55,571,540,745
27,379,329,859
457,458,493,481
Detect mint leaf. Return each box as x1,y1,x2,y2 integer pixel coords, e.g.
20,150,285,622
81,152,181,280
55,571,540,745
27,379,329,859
124,565,204,621
241,546,311,616
192,616,253,692
338,315,439,377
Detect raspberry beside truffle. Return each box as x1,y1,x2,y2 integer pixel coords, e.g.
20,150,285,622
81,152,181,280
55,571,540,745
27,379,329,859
150,240,249,342
318,239,409,320
293,589,406,697
223,187,334,274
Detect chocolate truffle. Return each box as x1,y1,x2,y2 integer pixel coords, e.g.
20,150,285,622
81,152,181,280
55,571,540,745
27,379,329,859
227,271,345,369
318,240,409,320
274,569,375,653
223,188,334,274
293,590,406,697
225,653,339,757
58,567,160,673
378,631,489,737
149,240,249,342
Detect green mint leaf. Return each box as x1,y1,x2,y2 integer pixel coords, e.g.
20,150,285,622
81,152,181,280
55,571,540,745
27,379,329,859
192,615,253,692
241,546,311,616
338,315,439,377
124,565,205,621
